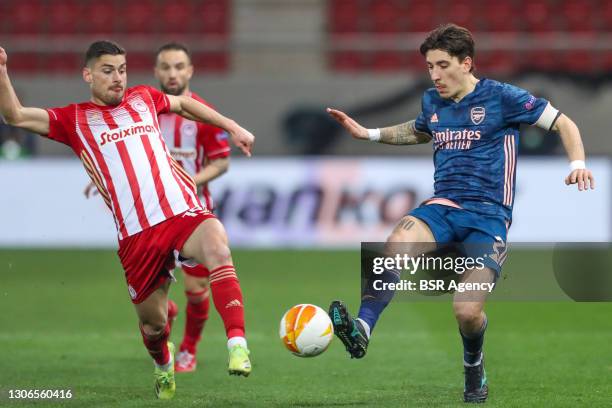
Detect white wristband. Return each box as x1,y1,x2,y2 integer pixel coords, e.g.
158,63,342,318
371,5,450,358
569,160,586,171
367,128,381,142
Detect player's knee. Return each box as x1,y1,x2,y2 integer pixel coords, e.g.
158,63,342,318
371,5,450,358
453,303,482,327
186,279,209,304
386,232,401,244
140,319,167,337
385,231,422,257
196,278,210,292
203,239,232,267
385,231,407,253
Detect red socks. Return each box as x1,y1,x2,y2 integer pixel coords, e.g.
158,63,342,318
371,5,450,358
180,288,210,354
209,265,245,339
169,264,246,355
140,322,170,366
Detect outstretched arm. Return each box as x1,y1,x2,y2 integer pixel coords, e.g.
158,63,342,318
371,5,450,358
0,47,50,135
551,114,595,191
326,108,431,145
167,94,254,157
379,120,432,145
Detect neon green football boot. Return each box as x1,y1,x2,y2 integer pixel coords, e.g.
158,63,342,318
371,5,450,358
154,342,176,400
228,344,251,377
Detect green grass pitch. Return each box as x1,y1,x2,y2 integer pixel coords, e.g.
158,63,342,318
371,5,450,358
1,249,611,407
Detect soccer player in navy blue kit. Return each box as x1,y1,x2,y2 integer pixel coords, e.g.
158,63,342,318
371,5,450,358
326,24,595,403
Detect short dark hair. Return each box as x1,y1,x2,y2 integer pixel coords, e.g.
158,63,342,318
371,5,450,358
85,40,126,66
155,42,192,64
419,24,475,72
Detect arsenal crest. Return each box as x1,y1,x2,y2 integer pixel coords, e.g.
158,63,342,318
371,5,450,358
470,107,485,125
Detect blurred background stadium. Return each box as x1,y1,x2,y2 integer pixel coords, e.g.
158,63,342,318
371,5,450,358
1,1,611,406
2,0,612,158
0,0,610,246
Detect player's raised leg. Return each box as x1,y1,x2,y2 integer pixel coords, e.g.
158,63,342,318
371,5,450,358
180,218,251,376
330,215,436,359
453,265,495,403
133,280,176,399
175,270,210,373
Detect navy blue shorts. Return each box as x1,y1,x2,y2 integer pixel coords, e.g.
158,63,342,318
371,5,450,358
409,203,509,275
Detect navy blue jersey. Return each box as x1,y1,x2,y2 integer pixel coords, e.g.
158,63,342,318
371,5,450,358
414,78,558,221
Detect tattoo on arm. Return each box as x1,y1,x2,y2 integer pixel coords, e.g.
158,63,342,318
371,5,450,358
379,120,432,145
397,218,415,231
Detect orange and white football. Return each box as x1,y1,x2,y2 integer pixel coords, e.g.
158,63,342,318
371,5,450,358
279,304,333,357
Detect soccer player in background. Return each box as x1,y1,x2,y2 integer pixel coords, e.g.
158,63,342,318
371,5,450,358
0,41,253,400
326,24,594,403
154,42,234,373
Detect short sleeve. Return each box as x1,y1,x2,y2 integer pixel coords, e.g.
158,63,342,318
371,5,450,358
142,85,171,115
501,84,559,130
414,94,432,135
45,105,75,146
199,124,230,160
415,111,431,135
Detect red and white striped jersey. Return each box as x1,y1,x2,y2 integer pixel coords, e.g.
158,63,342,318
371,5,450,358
46,85,202,240
158,92,230,210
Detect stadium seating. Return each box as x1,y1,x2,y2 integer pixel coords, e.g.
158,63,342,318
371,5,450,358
329,0,361,33
122,1,158,35
405,1,437,32
194,0,230,35
479,2,518,32
159,1,194,34
7,0,45,35
562,0,596,32
81,2,116,35
476,51,517,75
8,52,40,73
2,0,231,73
126,53,156,72
603,51,612,71
327,0,612,74
1,0,609,75
602,1,612,32
191,52,229,72
522,0,555,33
47,1,80,35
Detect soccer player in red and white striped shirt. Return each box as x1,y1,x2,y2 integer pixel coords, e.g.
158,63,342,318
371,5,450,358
0,41,253,399
154,42,237,373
